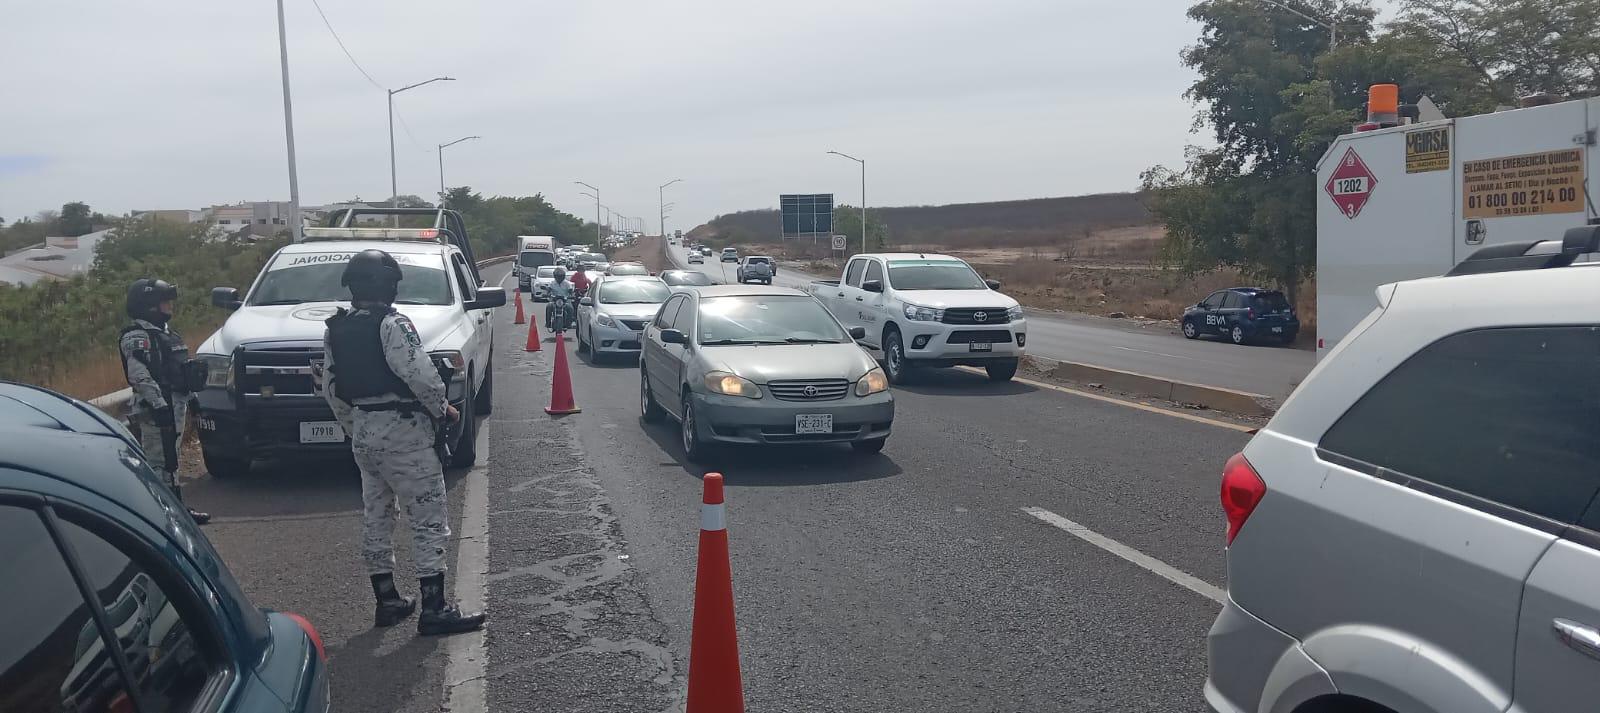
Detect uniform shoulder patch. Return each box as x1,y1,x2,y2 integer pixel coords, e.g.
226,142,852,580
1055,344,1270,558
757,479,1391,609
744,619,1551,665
393,315,423,347
122,332,151,352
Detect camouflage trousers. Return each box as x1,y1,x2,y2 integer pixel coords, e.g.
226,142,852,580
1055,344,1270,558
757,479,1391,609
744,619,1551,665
132,397,188,491
353,442,451,578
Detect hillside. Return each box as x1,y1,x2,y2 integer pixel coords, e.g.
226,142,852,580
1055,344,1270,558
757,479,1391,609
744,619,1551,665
688,192,1153,248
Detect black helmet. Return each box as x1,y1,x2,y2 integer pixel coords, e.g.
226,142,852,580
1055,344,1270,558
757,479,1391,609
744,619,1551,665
126,278,177,322
341,249,403,302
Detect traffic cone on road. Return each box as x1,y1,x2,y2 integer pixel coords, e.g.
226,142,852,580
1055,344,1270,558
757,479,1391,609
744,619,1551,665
513,289,526,325
523,310,543,352
686,473,744,713
543,330,580,415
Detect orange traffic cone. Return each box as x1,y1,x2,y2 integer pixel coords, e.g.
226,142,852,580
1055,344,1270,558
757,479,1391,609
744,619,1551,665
543,330,581,415
686,473,744,713
513,288,526,325
524,309,543,352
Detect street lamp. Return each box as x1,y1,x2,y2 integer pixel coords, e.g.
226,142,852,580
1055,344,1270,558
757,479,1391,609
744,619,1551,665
1254,0,1339,48
575,182,600,246
659,178,682,238
389,76,455,221
827,151,867,254
437,135,480,204
274,0,302,241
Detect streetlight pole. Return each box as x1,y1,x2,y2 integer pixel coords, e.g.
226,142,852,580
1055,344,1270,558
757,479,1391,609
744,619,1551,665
659,178,682,238
275,0,302,242
576,182,600,246
827,151,867,254
388,76,455,222
437,135,480,206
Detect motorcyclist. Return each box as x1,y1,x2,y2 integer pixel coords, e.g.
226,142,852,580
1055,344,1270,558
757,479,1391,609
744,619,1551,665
547,267,576,332
569,266,590,299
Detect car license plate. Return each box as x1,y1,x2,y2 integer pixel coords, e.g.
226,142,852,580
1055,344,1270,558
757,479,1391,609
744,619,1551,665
969,342,993,352
300,421,345,444
1271,327,1283,333
795,414,833,434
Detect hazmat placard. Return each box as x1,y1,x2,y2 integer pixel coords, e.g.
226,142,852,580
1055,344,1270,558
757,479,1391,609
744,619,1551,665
1462,149,1585,218
1404,127,1450,173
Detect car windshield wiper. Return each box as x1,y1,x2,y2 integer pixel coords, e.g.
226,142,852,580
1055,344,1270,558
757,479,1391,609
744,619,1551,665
783,337,842,344
253,299,306,306
700,338,783,346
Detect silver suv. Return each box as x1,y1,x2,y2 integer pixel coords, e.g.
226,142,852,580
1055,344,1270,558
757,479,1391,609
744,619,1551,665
1207,227,1600,713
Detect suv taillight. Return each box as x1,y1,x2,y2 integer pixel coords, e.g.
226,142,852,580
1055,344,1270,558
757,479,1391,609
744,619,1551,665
1221,453,1266,545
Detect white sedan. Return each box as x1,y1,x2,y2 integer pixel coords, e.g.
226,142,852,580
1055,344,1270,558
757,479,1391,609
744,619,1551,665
576,276,671,361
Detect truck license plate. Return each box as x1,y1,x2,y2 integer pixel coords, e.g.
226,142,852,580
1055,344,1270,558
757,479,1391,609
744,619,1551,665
1271,327,1283,333
300,421,345,444
795,414,833,434
969,342,993,352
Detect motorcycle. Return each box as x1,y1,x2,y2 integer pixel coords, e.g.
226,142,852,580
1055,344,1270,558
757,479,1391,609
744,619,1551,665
546,294,575,333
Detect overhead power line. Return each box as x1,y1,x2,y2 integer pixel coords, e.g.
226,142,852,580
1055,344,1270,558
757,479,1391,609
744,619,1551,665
307,0,384,90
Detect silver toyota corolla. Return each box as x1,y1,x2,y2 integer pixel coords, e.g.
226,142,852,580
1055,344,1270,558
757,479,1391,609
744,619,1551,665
639,285,893,462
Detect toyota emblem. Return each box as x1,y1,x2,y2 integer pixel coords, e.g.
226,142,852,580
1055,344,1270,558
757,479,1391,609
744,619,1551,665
802,385,819,397
973,311,988,322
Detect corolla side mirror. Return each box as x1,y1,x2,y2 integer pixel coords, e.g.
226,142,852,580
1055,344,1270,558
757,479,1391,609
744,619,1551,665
212,287,242,311
861,279,884,293
848,326,867,340
660,328,688,345
984,279,1001,291
465,287,508,311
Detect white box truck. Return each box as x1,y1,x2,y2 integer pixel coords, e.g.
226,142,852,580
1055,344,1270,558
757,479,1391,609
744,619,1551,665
1316,89,1597,356
513,235,558,291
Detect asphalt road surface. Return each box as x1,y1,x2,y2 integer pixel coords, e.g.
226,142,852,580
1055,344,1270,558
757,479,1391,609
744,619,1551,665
187,257,1247,712
671,245,1313,398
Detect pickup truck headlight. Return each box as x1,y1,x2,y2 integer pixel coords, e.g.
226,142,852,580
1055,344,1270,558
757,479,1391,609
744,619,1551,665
1006,305,1024,320
855,367,889,396
430,351,467,381
903,303,943,322
197,354,233,389
596,314,617,328
704,371,762,399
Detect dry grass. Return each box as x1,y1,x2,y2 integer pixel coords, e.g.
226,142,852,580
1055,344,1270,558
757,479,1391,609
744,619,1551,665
40,322,225,401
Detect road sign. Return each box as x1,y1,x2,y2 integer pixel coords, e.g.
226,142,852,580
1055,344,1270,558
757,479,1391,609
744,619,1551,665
831,234,847,250
780,194,833,237
1324,148,1378,219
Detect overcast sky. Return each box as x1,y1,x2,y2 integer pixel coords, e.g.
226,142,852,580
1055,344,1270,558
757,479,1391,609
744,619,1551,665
0,0,1202,231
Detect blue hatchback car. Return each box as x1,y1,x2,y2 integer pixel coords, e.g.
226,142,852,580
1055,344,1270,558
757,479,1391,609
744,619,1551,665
1181,287,1300,345
0,382,328,713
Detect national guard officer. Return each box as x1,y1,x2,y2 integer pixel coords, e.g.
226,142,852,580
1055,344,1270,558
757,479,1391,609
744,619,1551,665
322,249,486,635
121,278,211,524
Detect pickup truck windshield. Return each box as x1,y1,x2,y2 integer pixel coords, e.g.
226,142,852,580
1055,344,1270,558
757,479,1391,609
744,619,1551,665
887,260,987,290
698,295,848,344
248,255,453,306
598,281,670,304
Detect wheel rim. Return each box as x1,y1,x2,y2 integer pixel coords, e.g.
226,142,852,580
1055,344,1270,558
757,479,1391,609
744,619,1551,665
1184,322,1196,337
1232,327,1243,343
681,402,695,453
887,336,903,377
640,372,651,415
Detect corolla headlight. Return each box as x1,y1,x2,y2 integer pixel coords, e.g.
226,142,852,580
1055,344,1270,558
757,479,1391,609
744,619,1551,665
703,371,762,399
197,354,233,389
903,303,943,322
855,367,889,396
1006,305,1024,320
596,314,617,328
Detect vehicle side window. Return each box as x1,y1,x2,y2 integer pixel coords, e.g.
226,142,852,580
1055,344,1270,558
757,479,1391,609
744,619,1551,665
864,260,884,285
1320,326,1600,524
450,254,475,299
1220,292,1241,309
1202,292,1225,309
656,296,685,329
0,504,134,713
844,259,866,288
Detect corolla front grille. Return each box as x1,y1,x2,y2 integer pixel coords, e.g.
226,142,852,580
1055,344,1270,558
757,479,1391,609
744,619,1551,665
768,379,850,401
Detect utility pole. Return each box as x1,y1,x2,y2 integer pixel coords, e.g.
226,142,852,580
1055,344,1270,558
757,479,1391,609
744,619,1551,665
388,76,455,224
828,151,867,253
437,136,480,206
275,0,302,241
576,182,600,246
659,178,682,238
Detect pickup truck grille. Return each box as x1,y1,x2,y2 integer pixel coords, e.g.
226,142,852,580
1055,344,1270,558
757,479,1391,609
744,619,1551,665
238,345,322,396
941,308,1012,325
768,378,850,401
946,330,1014,344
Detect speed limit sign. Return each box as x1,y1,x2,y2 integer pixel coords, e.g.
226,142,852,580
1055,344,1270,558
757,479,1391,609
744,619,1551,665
831,234,847,250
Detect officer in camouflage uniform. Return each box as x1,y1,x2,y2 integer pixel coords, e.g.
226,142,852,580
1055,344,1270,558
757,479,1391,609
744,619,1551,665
322,249,486,635
121,278,211,524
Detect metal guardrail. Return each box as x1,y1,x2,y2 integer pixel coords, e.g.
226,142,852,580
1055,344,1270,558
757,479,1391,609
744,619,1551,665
88,254,514,418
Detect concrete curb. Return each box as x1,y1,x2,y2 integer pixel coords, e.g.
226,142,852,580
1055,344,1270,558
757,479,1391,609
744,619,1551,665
1029,355,1275,416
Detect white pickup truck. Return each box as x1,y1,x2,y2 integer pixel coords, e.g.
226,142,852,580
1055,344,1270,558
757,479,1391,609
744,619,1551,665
190,208,505,477
808,253,1026,383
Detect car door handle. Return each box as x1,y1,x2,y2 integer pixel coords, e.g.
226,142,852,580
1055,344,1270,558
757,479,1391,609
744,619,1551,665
1554,619,1600,661
837,292,845,297
855,296,864,301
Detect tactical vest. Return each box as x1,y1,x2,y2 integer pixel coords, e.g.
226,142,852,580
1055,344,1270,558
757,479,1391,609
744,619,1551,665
121,322,188,394
325,308,415,401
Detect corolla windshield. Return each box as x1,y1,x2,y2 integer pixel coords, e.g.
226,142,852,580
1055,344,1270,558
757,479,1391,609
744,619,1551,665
697,295,849,345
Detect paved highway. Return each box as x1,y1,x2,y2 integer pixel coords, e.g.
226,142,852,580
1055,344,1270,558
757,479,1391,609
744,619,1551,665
182,258,1245,712
669,244,1313,398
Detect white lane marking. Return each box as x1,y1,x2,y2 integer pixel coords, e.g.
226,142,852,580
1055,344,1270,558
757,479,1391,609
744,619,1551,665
1022,506,1226,605
1112,345,1196,361
497,264,514,290
953,366,1254,433
444,420,492,711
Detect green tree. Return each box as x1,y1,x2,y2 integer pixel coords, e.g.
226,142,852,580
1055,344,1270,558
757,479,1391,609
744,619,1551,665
57,201,94,237
832,205,889,255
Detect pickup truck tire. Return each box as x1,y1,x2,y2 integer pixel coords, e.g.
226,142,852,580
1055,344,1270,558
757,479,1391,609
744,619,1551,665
450,384,478,468
985,358,1019,382
851,437,887,455
202,449,249,480
640,369,665,423
882,328,911,385
474,358,494,415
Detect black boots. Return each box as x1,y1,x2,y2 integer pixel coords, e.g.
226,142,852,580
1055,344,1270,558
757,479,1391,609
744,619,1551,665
173,485,211,525
417,573,486,636
371,573,416,628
